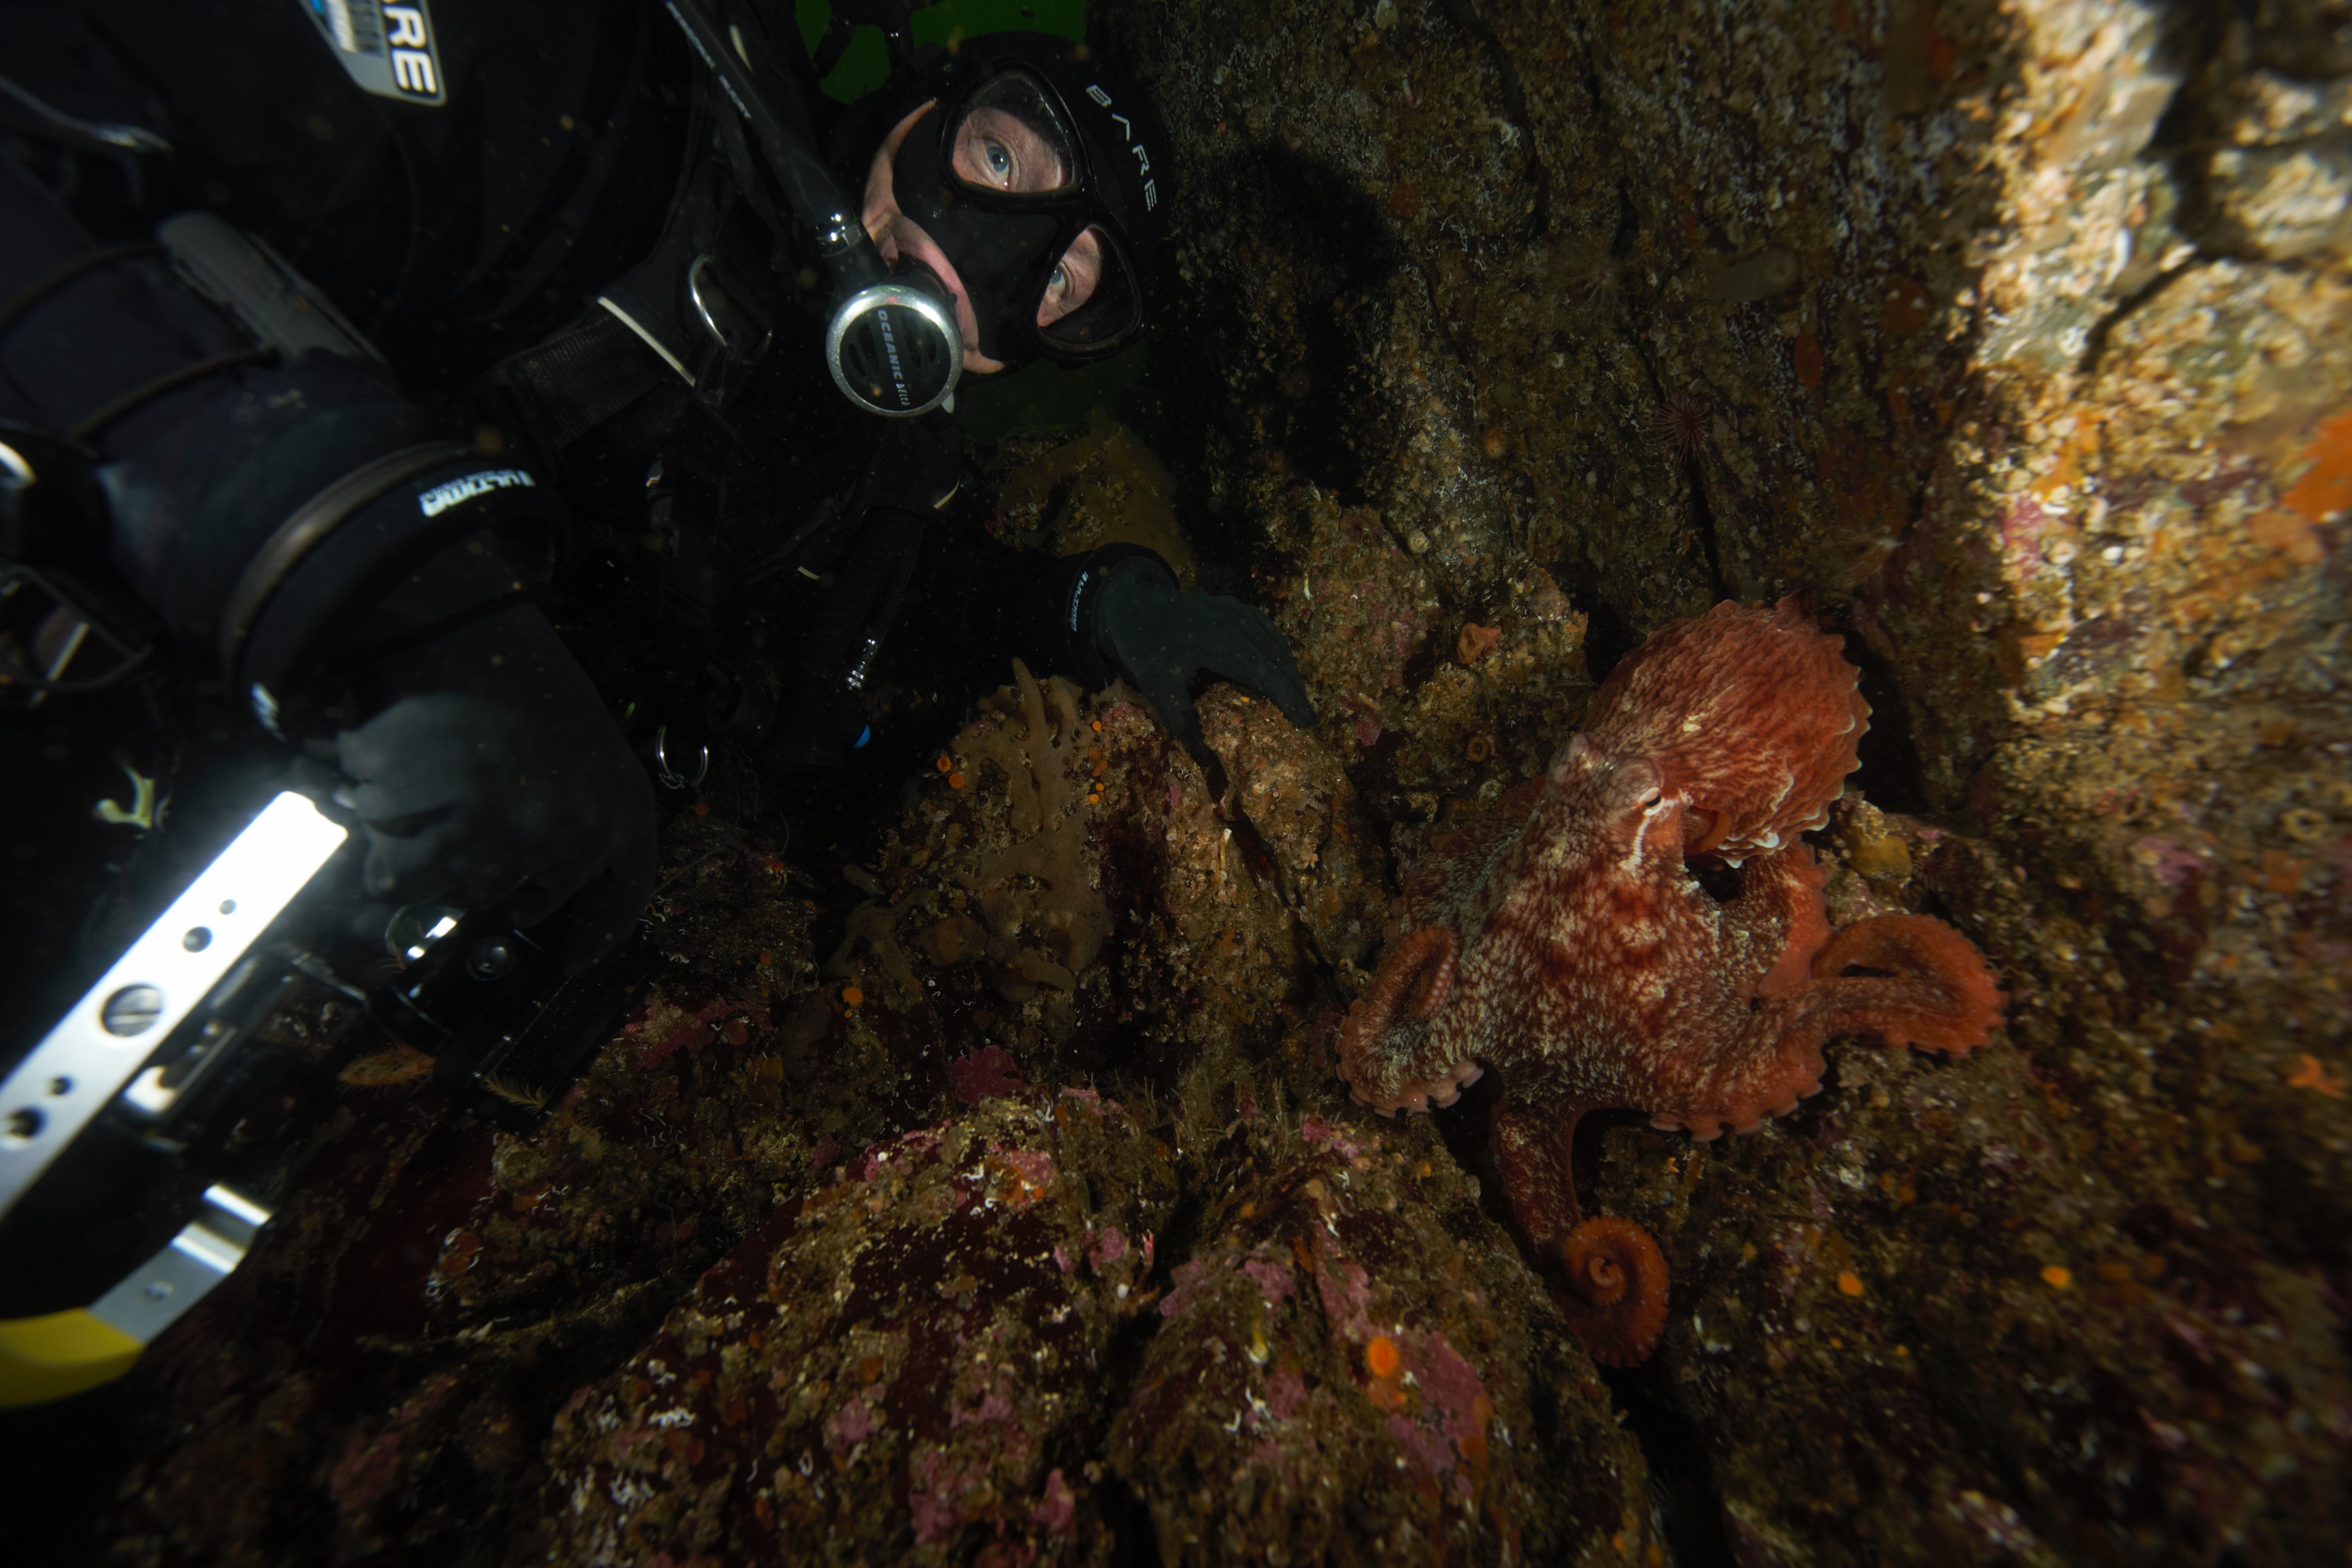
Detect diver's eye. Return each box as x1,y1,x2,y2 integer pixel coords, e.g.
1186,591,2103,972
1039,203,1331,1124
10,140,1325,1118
984,139,1013,182
1047,263,1069,299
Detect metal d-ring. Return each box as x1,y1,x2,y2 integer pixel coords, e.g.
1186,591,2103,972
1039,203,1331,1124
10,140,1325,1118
686,254,729,351
652,725,710,790
687,253,770,363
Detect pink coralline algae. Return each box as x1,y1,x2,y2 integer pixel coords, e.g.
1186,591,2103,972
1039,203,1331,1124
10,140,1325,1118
627,993,767,1069
541,1096,1174,1562
949,1043,1025,1104
1338,600,2003,1366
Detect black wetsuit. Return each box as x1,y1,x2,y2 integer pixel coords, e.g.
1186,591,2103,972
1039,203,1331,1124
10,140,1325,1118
7,0,690,384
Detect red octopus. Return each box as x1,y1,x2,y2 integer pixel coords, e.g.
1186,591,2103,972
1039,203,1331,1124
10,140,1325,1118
1338,600,2002,1366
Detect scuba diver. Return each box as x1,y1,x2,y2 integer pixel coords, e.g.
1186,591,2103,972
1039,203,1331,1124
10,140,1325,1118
0,0,1312,1409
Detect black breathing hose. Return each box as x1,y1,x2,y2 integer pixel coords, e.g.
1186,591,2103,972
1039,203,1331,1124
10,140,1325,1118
661,0,887,294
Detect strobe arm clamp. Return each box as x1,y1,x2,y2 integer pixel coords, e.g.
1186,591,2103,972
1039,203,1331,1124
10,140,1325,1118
663,0,963,416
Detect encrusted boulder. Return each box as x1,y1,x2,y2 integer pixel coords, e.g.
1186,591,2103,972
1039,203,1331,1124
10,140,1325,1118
1107,1112,1657,1565
541,1092,1177,1564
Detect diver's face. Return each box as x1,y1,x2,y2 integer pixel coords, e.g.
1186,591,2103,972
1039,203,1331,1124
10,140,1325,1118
861,101,1106,373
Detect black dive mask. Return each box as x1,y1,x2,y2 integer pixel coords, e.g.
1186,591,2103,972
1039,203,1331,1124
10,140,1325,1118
888,55,1151,369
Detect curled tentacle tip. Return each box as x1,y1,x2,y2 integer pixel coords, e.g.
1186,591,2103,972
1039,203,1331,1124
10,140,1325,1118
1559,1216,1670,1368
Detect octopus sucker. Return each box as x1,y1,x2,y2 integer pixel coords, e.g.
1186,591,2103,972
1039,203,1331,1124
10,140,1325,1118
1353,1054,1484,1118
1336,927,1469,1114
1335,600,2003,1367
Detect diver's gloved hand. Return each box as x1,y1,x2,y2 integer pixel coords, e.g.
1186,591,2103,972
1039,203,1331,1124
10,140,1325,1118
332,606,656,968
1081,546,1317,766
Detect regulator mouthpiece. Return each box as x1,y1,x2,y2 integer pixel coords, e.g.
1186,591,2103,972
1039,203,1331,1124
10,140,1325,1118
825,267,963,417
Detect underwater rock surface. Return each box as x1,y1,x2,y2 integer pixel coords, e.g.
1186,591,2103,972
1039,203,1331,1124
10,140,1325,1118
543,1093,1176,1563
1108,1112,1655,1564
87,1,2349,1564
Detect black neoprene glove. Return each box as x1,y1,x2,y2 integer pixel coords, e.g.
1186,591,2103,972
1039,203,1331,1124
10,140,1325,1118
1082,549,1316,765
331,569,656,968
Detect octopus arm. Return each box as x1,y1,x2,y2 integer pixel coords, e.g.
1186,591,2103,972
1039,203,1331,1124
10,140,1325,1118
1491,1095,1587,1250
1336,927,1483,1114
1492,1099,1669,1366
1639,846,1838,1141
1559,1216,1670,1368
1645,1026,1833,1143
1657,911,2003,1140
1742,844,1834,1000
1801,913,2005,1056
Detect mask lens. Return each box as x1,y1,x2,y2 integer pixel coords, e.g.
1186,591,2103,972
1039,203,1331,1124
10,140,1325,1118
948,70,1081,197
1037,224,1141,359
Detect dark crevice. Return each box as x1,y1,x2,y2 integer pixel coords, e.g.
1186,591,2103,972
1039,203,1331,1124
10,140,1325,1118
1070,1124,1217,1562
1617,257,1729,606
1580,591,1648,687
1844,633,1932,814
1149,146,1402,508
1684,457,1731,603
1601,1364,1741,1568
1093,1470,1165,1565
1091,1311,1172,1564
1429,1071,1513,1236
2119,5,2246,301
1688,857,1743,904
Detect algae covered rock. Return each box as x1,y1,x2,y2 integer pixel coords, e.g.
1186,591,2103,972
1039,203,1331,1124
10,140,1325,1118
1108,1112,1657,1565
542,1091,1177,1564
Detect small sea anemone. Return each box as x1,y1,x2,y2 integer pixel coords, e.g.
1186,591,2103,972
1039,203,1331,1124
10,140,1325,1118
1564,247,1625,307
1650,389,1712,462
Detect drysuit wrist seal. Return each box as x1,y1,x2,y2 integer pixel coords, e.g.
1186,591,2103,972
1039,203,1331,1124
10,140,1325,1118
227,448,563,739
